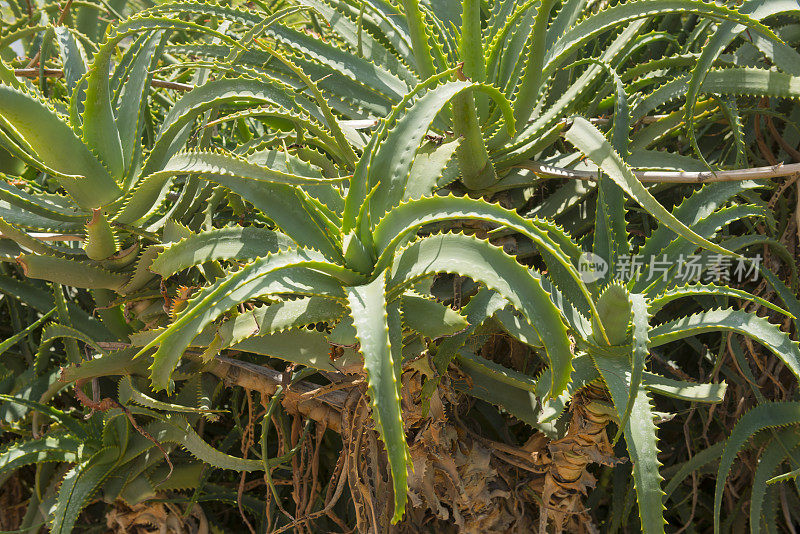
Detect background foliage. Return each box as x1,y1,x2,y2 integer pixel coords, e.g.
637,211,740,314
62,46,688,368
1,0,800,532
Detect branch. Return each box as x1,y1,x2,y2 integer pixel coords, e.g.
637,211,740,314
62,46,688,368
14,68,195,91
515,161,800,183
208,357,346,433
0,232,84,242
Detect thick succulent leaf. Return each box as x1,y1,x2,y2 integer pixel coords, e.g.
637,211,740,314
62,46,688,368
497,21,644,162
433,288,509,373
494,306,543,348
140,249,359,391
694,67,800,100
390,233,572,398
372,194,597,323
150,226,295,278
35,323,108,374
565,117,735,257
123,159,341,260
120,149,344,229
639,204,767,296
77,13,240,171
51,447,118,534
0,217,81,258
715,402,800,533
404,139,461,201
650,309,800,382
53,26,88,97
0,306,55,357
0,86,120,208
59,347,150,383
17,254,129,291
345,270,409,523
139,77,314,179
152,149,345,188
118,376,220,415
208,297,346,354
266,23,410,102
400,293,468,339
615,294,649,442
343,67,457,232
544,0,778,76
0,435,81,479
647,283,791,317
684,0,800,159
366,80,514,221
593,351,666,534
0,180,86,222
750,429,800,534
513,0,557,125
115,30,167,181
642,373,726,403
454,350,540,428
297,0,417,84
142,412,262,472
759,267,800,334
232,329,360,372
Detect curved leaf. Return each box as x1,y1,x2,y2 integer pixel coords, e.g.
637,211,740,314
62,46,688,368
650,309,800,382
346,270,409,523
389,232,572,398
715,402,800,533
565,117,736,257
593,351,666,534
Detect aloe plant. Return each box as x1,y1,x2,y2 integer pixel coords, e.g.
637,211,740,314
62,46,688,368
426,116,800,532
167,0,800,193
1,0,800,531
0,375,229,534
110,76,800,532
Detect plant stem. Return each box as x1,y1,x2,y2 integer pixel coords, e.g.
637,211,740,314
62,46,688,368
452,86,497,190
515,161,800,183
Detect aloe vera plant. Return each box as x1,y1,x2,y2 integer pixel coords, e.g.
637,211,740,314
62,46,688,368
0,376,224,534
430,116,800,531
184,0,800,193
1,0,800,531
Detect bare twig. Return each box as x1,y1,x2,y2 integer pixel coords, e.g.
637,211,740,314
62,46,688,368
0,232,84,242
514,160,800,183
209,358,346,433
14,68,194,91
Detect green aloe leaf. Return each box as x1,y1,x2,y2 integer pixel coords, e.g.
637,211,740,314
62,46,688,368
0,435,82,479
642,373,726,403
749,428,800,534
614,293,648,442
345,270,409,523
650,309,800,382
0,86,120,208
51,447,118,534
366,80,514,221
390,232,572,398
593,351,666,534
564,117,736,257
151,226,296,278
715,402,800,533
140,249,359,391
647,283,791,317
17,254,129,291
400,293,468,339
